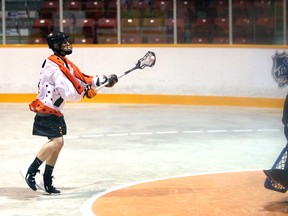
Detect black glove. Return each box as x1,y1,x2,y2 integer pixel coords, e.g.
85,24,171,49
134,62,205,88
105,74,118,87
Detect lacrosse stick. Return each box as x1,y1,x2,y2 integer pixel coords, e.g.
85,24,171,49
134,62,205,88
96,51,156,91
264,143,288,193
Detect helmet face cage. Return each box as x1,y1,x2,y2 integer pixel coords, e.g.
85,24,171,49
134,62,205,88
46,31,73,55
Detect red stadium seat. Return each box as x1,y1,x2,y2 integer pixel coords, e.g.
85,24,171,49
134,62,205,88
213,17,229,37
39,0,59,18
212,37,229,44
74,36,94,44
147,35,167,44
121,18,141,34
121,35,142,44
31,19,52,37
85,0,104,19
233,37,253,44
64,1,82,10
191,37,209,44
255,16,273,44
209,0,228,17
97,18,117,28
142,18,165,35
233,0,251,17
76,18,96,37
253,0,271,17
97,36,117,44
191,18,212,38
233,17,252,38
28,37,46,44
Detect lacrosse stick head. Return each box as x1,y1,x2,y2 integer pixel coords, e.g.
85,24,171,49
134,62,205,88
136,51,156,69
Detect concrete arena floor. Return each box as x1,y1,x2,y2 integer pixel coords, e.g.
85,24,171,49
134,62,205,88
0,103,286,216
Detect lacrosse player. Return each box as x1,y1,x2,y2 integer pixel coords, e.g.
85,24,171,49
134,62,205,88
263,56,288,189
21,31,118,194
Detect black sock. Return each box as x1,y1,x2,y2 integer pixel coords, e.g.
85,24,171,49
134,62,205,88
44,164,54,178
28,157,43,172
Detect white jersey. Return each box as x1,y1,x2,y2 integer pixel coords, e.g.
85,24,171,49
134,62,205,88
30,56,105,116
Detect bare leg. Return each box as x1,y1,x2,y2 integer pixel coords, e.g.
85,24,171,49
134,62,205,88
39,137,64,194
37,137,64,165
24,137,64,192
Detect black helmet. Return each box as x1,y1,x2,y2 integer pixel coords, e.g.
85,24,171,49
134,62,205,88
46,31,72,55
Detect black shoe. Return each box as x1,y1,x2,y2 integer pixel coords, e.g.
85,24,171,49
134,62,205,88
25,169,40,191
44,176,61,194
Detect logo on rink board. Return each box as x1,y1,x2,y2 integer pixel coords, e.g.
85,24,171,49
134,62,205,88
272,51,288,88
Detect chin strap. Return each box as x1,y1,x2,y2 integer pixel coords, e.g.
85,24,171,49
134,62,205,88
53,49,72,56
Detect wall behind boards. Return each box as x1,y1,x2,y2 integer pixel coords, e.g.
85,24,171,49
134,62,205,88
0,46,286,98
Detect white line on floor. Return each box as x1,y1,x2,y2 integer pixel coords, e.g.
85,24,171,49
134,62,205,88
64,128,282,139
256,129,281,132
130,132,153,135
82,134,104,138
232,129,254,132
206,130,228,133
155,131,179,134
182,130,204,133
106,133,129,136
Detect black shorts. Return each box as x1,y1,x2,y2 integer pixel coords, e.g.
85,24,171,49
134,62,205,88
32,114,67,138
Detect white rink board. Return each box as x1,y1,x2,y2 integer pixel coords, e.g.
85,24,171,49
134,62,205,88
0,46,286,98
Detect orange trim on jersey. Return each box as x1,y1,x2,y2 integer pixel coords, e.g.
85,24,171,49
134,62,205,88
65,57,94,85
29,99,62,117
48,54,94,94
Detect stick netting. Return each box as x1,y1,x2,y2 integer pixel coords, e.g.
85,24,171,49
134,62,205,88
264,144,288,193
136,51,156,69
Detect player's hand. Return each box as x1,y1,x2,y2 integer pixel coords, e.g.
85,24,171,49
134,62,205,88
84,85,97,99
105,74,118,87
